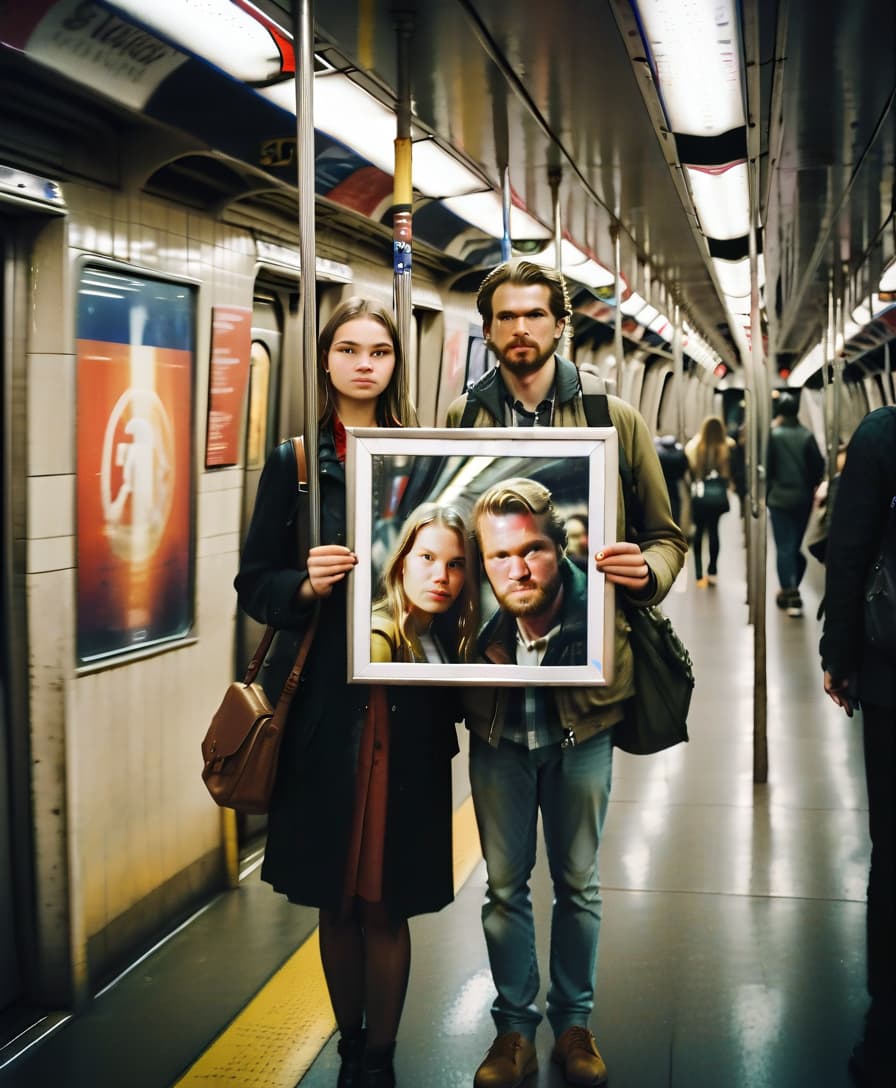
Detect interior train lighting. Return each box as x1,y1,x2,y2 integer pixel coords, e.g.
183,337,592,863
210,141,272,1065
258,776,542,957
685,162,749,240
442,191,550,241
528,241,616,289
263,74,488,199
632,0,744,137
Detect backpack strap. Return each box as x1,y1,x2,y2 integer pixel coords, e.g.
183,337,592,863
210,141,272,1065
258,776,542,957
290,436,310,565
459,395,480,428
581,393,642,535
290,435,307,486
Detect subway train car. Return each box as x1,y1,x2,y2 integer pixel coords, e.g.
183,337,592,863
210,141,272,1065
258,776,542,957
0,1,894,1086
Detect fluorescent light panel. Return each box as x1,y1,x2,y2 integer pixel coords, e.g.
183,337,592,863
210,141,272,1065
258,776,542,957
442,192,550,240
530,241,615,288
686,162,749,240
634,0,744,136
264,76,486,198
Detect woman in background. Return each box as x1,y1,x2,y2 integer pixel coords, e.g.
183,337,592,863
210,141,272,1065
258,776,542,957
235,298,459,1088
685,415,734,587
371,502,476,664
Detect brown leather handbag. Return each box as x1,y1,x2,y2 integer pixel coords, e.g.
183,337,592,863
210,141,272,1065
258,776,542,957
201,616,317,813
201,437,317,813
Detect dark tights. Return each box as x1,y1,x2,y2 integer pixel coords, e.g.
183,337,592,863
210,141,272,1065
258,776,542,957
692,512,722,579
318,902,410,1049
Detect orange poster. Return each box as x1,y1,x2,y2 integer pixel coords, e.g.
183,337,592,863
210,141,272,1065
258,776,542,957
76,270,193,661
205,306,252,467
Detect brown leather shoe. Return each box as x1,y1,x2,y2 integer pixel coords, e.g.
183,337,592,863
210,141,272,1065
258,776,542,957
473,1032,538,1087
551,1026,608,1086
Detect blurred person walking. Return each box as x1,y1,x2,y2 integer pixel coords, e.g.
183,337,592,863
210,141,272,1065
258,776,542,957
685,416,733,587
766,393,824,616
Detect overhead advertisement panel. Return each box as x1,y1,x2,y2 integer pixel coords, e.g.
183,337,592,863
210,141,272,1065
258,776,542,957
5,0,188,110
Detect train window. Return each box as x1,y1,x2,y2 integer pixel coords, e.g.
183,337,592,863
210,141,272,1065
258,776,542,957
75,265,194,664
464,330,490,387
246,340,272,468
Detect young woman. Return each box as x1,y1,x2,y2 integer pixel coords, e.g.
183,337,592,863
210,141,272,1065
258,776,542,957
685,415,734,587
371,503,476,665
235,298,459,1088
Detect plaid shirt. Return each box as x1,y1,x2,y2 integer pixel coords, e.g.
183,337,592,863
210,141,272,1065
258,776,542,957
502,623,564,749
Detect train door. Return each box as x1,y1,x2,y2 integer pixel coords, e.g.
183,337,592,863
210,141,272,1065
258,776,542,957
0,228,21,1010
236,290,284,845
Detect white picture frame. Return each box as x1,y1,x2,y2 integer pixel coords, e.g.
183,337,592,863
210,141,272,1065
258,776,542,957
346,428,619,686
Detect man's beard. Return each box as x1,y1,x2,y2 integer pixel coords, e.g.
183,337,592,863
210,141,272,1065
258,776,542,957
494,338,558,378
494,569,563,617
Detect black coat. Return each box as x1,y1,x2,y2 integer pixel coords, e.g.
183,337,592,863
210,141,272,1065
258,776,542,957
820,406,896,709
234,429,459,918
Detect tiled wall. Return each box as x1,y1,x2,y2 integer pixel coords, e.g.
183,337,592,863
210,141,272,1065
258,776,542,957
24,183,255,986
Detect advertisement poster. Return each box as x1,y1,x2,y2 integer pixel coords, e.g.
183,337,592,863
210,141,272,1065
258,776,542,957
76,267,194,663
205,306,252,468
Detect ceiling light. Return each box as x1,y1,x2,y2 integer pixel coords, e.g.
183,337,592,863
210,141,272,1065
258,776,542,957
529,241,615,288
712,256,765,298
265,75,488,198
620,292,648,316
441,192,550,239
686,162,749,239
632,0,744,136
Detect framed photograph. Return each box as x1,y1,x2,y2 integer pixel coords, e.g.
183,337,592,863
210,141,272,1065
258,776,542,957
346,428,619,686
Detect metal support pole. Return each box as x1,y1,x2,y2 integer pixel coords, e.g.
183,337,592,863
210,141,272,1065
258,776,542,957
612,224,624,382
672,302,684,442
392,9,414,406
294,0,319,545
500,164,512,262
748,208,768,785
549,167,562,272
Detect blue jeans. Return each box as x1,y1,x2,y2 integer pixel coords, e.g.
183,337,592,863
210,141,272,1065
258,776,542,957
469,729,614,1039
769,505,812,589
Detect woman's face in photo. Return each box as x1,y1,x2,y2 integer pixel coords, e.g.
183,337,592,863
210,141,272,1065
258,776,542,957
401,524,466,621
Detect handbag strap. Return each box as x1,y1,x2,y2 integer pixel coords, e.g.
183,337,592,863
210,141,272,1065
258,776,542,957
242,434,317,686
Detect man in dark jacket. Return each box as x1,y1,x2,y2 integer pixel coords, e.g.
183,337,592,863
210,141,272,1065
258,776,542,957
820,406,896,1088
766,393,825,616
446,259,686,1088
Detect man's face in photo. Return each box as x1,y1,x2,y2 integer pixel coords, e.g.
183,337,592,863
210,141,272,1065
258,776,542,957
477,510,562,617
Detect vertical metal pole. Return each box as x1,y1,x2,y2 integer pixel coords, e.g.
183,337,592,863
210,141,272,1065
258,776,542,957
612,225,624,382
831,287,845,467
294,0,319,545
549,167,562,272
500,164,512,262
672,302,684,441
748,204,768,785
393,9,414,407
823,283,836,476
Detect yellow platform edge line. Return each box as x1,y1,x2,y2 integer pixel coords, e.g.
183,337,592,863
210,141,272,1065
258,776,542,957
174,794,481,1087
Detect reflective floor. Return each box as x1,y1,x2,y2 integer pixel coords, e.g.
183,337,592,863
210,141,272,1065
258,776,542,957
2,512,870,1087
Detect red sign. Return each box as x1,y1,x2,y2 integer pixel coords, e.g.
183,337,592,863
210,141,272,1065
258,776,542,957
205,306,252,468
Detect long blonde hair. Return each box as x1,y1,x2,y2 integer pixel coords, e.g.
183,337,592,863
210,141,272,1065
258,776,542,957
375,503,477,662
692,415,731,479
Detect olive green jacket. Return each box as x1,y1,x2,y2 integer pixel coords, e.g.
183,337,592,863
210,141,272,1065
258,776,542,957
445,356,688,745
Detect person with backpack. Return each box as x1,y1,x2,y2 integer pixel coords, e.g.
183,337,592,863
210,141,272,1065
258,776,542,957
445,259,687,1088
